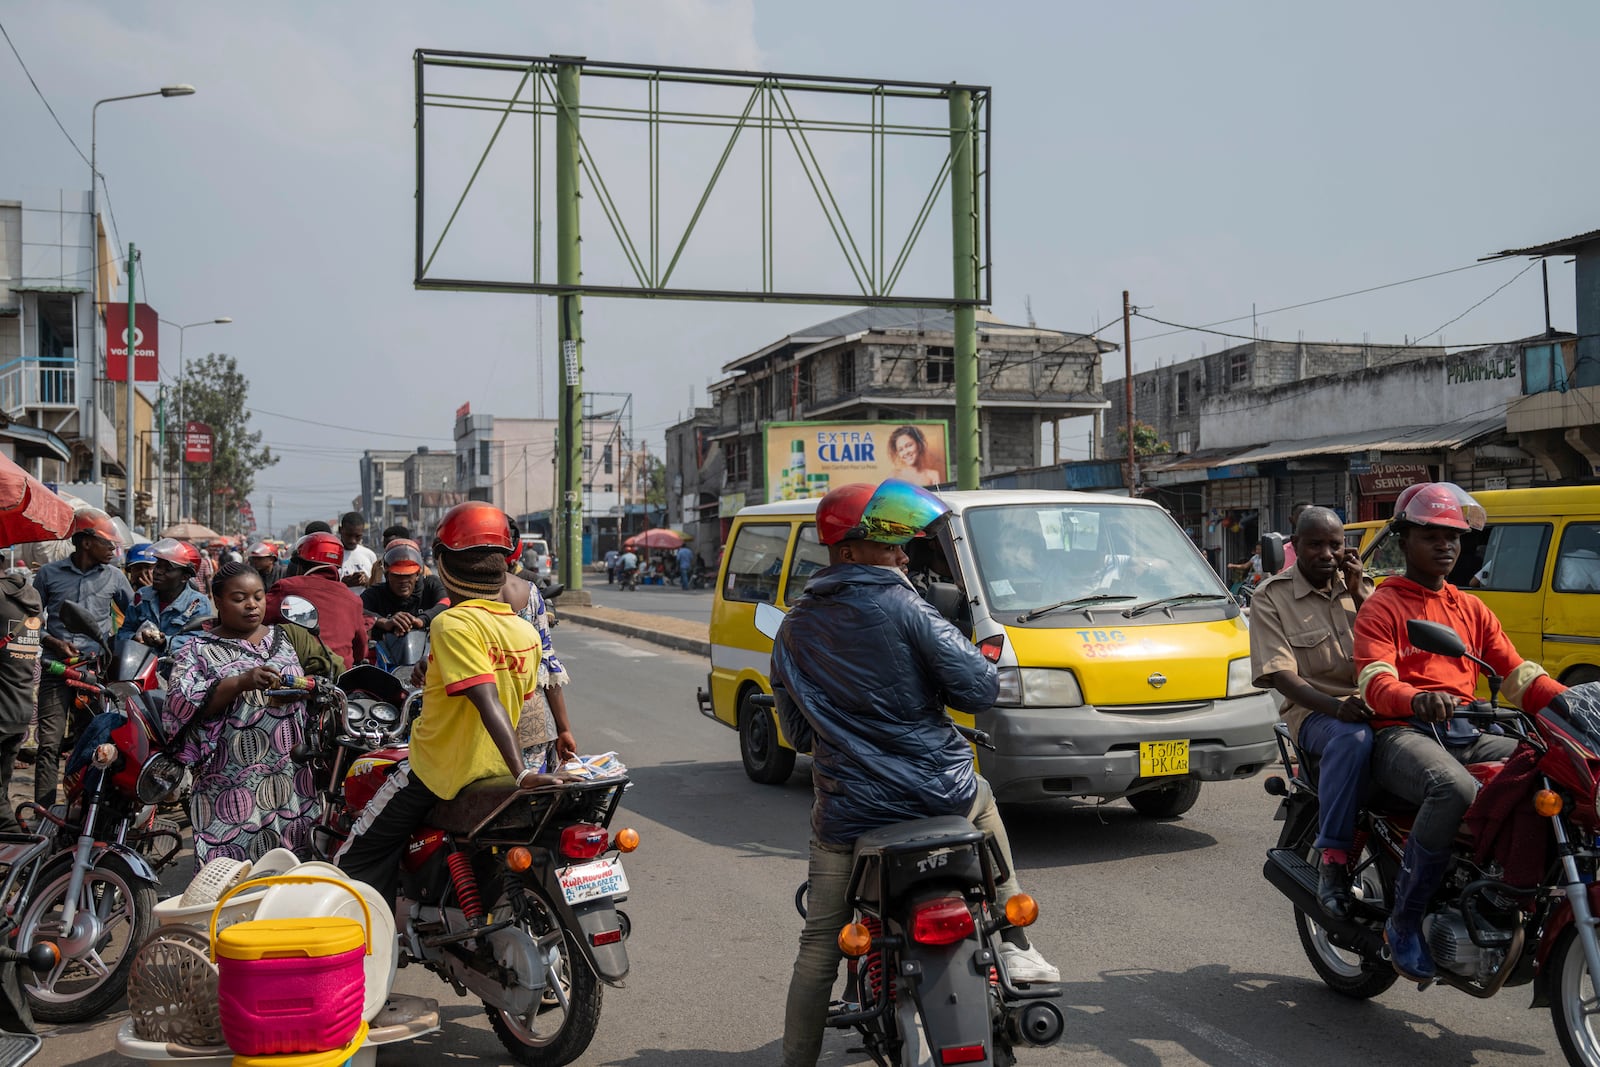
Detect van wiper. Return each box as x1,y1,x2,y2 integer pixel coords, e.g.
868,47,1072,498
1016,594,1135,624
1122,592,1230,618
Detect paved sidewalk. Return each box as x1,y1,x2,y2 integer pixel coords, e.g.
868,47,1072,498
558,602,711,657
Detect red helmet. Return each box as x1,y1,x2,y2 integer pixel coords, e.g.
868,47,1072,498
247,541,276,559
382,538,424,575
815,479,950,546
293,531,345,571
435,501,514,555
69,507,121,548
149,537,201,572
1392,482,1485,531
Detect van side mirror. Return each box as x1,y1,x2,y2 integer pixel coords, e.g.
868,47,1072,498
1406,619,1467,659
926,582,963,624
1260,533,1286,576
754,601,785,641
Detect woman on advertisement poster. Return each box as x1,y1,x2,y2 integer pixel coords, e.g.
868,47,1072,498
888,425,944,486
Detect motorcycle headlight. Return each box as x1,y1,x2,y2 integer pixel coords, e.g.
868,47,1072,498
136,753,186,805
1227,657,1258,698
994,667,1084,708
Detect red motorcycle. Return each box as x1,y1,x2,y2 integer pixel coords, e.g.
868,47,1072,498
1264,618,1600,1065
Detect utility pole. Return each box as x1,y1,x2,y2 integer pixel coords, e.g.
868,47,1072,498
949,89,980,490
124,243,139,523
555,58,585,592
1122,290,1136,495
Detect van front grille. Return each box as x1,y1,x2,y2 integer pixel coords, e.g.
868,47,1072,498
1097,701,1210,715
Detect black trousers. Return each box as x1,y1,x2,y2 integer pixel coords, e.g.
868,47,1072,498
333,760,439,906
0,731,23,834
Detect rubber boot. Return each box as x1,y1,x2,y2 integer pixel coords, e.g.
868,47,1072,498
1316,855,1354,921
1384,838,1451,982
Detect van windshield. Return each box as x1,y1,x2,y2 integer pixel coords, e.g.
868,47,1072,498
964,503,1227,621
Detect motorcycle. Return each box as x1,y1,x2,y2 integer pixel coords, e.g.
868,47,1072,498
0,831,82,1066
294,669,638,1066
15,602,201,1022
751,604,1063,1067
1262,617,1600,1065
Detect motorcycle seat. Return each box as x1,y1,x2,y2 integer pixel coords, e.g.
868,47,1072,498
854,815,983,856
426,776,535,835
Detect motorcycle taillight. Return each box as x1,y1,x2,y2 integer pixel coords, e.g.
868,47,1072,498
560,824,609,861
910,896,975,946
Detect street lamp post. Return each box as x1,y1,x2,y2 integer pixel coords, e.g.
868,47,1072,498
159,316,231,525
87,84,195,488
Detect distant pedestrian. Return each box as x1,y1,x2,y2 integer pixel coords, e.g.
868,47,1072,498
676,544,693,590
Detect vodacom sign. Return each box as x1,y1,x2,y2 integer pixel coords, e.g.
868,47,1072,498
105,303,160,383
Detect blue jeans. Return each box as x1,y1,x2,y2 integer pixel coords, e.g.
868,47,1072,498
1298,713,1374,851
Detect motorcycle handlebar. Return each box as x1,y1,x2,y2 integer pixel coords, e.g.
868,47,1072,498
750,693,776,708
1457,700,1523,724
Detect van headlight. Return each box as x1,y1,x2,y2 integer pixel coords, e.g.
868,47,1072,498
1227,657,1258,698
995,667,1084,708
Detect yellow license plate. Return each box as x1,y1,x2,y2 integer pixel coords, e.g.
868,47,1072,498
1139,739,1189,778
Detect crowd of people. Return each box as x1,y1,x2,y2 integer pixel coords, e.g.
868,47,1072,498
0,504,577,872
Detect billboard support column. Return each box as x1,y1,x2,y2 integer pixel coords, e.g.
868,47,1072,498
949,89,979,490
556,59,585,591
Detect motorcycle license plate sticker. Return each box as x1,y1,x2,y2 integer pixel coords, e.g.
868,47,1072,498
560,857,629,904
1139,739,1189,777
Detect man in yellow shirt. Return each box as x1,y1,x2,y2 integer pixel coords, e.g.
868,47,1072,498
336,502,542,904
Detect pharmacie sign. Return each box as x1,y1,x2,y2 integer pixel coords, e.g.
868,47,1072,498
763,420,949,501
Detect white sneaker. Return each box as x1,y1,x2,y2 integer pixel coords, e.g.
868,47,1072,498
998,941,1060,984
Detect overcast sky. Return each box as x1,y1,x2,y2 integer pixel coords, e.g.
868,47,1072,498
2,1,1595,529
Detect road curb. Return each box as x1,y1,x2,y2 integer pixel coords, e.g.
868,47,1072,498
560,610,711,658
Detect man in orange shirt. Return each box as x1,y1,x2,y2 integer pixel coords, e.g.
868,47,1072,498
1354,483,1564,981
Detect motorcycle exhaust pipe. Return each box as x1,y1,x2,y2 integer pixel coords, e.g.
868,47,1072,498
1006,1001,1064,1047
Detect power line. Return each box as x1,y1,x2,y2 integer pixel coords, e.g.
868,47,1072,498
0,18,89,167
252,407,455,443
1408,261,1538,346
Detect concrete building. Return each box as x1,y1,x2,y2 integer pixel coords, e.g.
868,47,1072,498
358,449,412,530
454,409,557,521
402,446,458,537
0,192,126,491
664,407,720,551
697,307,1111,527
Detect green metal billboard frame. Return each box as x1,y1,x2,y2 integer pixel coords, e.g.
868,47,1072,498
413,52,991,589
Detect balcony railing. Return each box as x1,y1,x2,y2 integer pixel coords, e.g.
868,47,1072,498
0,358,77,415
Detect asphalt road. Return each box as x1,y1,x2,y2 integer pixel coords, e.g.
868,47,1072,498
582,576,714,625
45,624,1563,1065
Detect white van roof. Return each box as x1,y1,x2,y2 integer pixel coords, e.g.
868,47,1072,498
734,488,1162,520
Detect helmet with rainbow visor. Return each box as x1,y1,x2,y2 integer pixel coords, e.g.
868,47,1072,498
815,479,949,546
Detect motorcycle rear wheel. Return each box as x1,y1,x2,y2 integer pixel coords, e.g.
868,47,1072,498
1548,926,1600,1066
17,853,157,1023
1293,844,1396,1000
486,889,603,1067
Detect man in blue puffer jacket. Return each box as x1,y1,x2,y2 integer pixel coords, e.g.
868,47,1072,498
772,480,1058,1067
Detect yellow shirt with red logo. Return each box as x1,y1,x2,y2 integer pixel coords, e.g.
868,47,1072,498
410,598,540,800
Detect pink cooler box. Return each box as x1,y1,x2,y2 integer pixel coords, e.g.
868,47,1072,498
210,877,371,1056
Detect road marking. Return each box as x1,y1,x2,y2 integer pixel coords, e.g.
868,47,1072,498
601,727,634,744
585,640,659,659
1128,991,1280,1067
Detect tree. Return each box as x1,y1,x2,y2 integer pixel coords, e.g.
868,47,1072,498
643,455,667,507
1115,420,1172,457
165,353,277,532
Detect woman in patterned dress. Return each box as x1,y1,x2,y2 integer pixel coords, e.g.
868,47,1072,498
165,561,319,865
504,569,577,771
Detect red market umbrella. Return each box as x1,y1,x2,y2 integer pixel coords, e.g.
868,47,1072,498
0,454,74,547
625,528,687,550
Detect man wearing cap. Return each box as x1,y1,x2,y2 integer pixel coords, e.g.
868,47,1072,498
247,541,286,591
771,480,1058,1067
361,539,449,637
33,509,134,805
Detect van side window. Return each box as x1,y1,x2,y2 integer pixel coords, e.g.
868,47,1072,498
723,523,792,604
1554,523,1600,593
1471,524,1551,592
1364,528,1408,578
783,525,828,606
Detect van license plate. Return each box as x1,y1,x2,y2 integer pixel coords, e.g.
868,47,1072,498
559,857,629,904
1139,740,1189,777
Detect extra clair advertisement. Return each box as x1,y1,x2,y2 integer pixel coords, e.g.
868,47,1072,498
763,420,950,501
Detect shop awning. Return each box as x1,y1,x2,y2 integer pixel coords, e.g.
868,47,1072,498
1218,416,1505,466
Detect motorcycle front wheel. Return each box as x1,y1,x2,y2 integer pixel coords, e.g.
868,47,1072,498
1549,926,1600,1066
1293,844,1396,1000
486,888,603,1067
16,853,157,1022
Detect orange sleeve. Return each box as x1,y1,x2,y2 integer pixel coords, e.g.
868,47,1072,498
1353,591,1415,720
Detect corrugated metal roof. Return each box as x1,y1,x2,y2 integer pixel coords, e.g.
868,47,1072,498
1221,416,1505,465
1482,227,1600,260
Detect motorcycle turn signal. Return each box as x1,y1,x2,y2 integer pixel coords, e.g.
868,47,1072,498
1004,893,1039,928
614,827,640,852
838,922,873,957
1534,789,1563,816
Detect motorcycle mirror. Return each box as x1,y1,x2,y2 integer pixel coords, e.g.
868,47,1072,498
1406,618,1468,658
754,601,785,641
178,614,212,635
1260,532,1287,576
279,595,319,631
58,600,103,641
542,582,565,601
